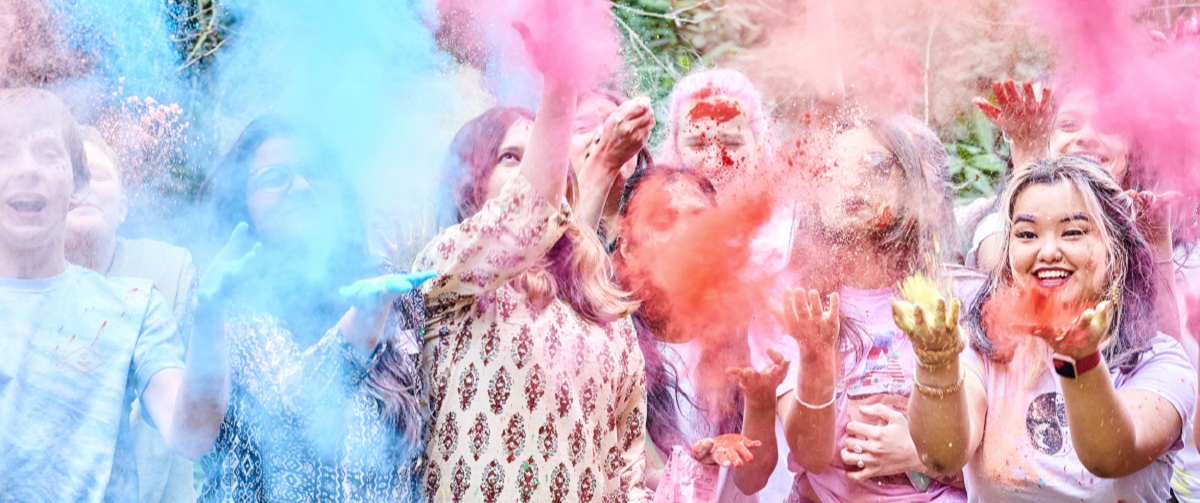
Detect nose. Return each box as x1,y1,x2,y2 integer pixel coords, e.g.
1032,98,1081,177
1073,125,1101,150
1035,234,1064,264
6,149,45,184
287,174,312,194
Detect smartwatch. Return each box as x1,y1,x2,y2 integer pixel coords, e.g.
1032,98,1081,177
1052,351,1102,379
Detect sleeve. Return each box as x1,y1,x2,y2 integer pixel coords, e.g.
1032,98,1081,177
615,320,653,502
133,286,187,399
413,174,571,322
1117,335,1198,450
966,212,1004,268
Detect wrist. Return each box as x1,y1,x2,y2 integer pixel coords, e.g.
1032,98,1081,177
1052,350,1102,379
915,360,961,388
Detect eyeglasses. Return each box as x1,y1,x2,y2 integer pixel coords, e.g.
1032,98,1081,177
248,163,335,193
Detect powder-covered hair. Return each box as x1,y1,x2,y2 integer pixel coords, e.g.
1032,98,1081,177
614,165,745,448
199,116,424,441
0,88,88,190
966,155,1158,372
658,69,771,167
441,106,639,325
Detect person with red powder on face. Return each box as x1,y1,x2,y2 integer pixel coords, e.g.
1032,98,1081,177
752,115,975,503
906,155,1195,502
614,165,790,501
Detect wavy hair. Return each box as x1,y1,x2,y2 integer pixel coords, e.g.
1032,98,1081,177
441,106,638,325
965,155,1158,373
198,116,424,440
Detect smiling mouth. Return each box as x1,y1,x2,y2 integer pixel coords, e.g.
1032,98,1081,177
1034,268,1072,288
1073,152,1110,165
7,198,47,215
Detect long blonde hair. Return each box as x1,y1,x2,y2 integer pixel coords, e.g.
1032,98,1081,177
441,106,638,324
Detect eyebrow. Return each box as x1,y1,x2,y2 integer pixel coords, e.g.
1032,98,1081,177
1014,213,1036,223
1061,212,1090,223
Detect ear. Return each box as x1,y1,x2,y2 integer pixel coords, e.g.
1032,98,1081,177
117,193,129,225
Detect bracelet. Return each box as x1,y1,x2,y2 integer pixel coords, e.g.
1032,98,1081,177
913,370,964,399
794,387,837,409
913,337,965,370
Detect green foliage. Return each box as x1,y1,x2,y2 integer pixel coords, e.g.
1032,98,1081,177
945,112,1008,204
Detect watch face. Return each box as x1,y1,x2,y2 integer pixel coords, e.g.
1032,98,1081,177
1052,357,1076,378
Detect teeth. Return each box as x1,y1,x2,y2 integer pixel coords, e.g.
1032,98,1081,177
1037,270,1069,280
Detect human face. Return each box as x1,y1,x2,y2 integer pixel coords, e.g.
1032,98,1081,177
66,141,127,243
1008,181,1110,305
0,109,78,254
627,178,713,261
483,119,533,203
1049,92,1131,184
815,127,903,234
675,95,760,188
245,136,342,245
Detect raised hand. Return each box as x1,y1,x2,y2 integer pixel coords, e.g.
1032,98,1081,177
892,297,963,366
692,434,762,468
972,79,1053,165
510,0,617,87
726,348,791,406
591,97,654,174
337,271,437,355
1047,300,1113,359
841,404,921,481
198,222,262,306
769,288,840,357
1128,189,1184,258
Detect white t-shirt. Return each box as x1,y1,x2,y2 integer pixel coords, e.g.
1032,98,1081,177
962,335,1196,503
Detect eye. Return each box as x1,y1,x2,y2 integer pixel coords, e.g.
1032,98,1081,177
498,151,521,164
251,165,293,191
1015,230,1036,239
1063,228,1087,238
1057,120,1079,133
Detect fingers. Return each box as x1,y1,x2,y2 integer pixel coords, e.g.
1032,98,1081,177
1022,80,1038,115
973,98,1003,121
807,289,823,318
826,292,840,321
1093,300,1113,335
767,347,785,365
692,437,713,459
734,442,755,464
767,298,788,327
845,420,881,441
406,270,438,288
935,298,947,332
992,80,1008,108
892,300,916,334
948,298,961,332
857,403,906,425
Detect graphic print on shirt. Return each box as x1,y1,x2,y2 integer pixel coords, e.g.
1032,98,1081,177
1026,392,1072,456
845,331,911,398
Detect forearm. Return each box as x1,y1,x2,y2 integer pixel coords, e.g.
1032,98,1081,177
1154,259,1182,340
1060,362,1141,477
733,398,778,494
522,79,577,204
574,157,620,228
169,308,229,459
908,362,971,474
782,350,838,472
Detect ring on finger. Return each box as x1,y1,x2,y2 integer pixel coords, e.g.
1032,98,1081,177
852,442,863,454
857,455,865,469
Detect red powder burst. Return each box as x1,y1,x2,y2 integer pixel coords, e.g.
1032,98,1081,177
688,99,743,124
981,284,1088,360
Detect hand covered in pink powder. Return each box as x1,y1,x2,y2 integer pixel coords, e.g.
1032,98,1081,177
973,79,1053,166
726,348,791,406
510,0,619,87
1046,300,1113,359
692,434,762,468
842,404,922,481
770,288,840,358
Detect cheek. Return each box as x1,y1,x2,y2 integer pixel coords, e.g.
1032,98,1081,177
1048,133,1071,154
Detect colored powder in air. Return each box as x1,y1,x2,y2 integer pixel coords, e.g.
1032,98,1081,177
899,272,953,314
621,174,778,350
1030,0,1200,196
981,284,1088,360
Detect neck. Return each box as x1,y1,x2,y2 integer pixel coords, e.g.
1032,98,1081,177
837,240,906,290
66,234,117,274
0,240,69,280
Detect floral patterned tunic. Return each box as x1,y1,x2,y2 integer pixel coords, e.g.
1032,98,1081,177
415,175,651,502
199,290,425,502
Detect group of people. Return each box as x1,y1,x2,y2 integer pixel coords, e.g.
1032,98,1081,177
3,6,1200,503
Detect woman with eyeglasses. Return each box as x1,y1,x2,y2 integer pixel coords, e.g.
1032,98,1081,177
194,116,432,502
753,116,974,502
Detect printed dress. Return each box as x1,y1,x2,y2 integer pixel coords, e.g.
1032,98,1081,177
199,292,425,502
415,174,651,502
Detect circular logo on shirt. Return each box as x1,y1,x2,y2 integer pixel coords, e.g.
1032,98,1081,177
1026,392,1070,456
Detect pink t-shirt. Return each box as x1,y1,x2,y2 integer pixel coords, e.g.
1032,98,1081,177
751,277,980,503
962,334,1196,503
